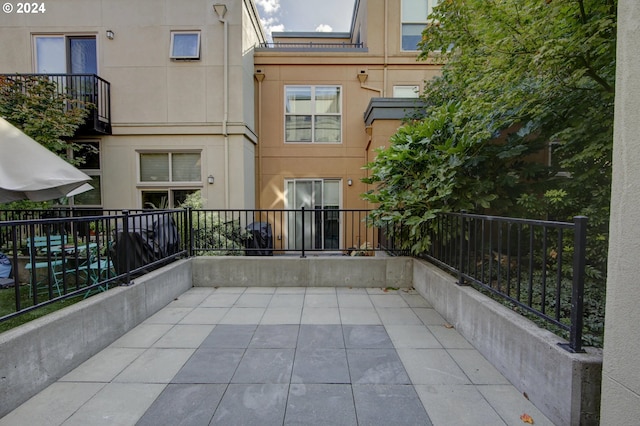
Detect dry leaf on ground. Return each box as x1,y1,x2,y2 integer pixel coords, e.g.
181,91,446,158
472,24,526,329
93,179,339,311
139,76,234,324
520,413,534,424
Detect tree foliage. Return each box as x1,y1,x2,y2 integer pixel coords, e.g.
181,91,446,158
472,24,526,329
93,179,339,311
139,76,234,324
0,75,90,208
0,75,89,166
363,0,616,278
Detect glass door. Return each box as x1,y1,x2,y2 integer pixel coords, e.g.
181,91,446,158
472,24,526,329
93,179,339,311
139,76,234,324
285,179,340,250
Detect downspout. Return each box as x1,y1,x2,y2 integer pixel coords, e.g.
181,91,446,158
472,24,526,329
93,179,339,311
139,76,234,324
383,0,388,97
214,4,230,208
255,71,265,207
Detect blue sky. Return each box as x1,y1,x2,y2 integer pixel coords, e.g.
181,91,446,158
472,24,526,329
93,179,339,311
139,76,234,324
256,0,355,40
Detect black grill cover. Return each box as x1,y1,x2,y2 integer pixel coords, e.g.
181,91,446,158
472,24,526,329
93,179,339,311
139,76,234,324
245,222,273,256
111,214,180,274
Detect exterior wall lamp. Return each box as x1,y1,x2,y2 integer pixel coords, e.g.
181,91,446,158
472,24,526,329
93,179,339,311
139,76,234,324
106,30,115,40
347,178,353,186
208,175,215,184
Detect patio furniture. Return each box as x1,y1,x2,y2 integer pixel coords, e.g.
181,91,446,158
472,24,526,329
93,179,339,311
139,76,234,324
25,235,67,297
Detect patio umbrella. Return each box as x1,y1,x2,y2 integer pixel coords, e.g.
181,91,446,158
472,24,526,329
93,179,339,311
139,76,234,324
0,117,92,203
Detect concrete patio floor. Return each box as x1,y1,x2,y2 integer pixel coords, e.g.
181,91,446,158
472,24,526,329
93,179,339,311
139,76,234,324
0,286,555,425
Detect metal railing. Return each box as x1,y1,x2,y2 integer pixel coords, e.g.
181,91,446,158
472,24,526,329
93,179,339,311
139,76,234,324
404,212,587,353
0,208,589,352
187,208,402,257
259,42,365,50
0,210,187,321
0,73,111,135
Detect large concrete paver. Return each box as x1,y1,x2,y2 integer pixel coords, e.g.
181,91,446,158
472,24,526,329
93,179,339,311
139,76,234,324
0,287,555,426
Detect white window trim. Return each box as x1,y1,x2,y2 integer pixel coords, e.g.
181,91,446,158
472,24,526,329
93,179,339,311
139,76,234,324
393,85,421,98
401,0,440,52
32,33,99,73
170,31,201,60
137,151,203,185
284,85,343,144
70,140,102,207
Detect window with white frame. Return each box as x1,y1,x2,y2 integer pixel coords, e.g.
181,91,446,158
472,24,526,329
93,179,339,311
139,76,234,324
139,152,202,208
393,85,420,98
72,141,102,206
34,35,97,73
401,0,440,51
285,86,342,143
170,31,201,60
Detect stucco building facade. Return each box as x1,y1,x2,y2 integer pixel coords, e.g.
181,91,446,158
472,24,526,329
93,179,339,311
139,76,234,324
0,0,441,215
0,0,265,210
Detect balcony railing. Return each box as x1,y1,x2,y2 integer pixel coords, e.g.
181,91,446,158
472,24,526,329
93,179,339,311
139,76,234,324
0,73,111,135
258,42,365,51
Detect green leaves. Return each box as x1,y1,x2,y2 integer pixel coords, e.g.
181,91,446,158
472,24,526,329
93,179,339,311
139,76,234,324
364,0,615,280
0,75,88,165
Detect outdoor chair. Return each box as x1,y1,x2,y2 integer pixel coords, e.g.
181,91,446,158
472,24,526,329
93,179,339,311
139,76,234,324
25,235,67,298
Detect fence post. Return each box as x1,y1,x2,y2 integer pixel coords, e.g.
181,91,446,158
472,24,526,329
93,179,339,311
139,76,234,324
122,210,131,286
300,206,306,258
186,207,192,257
457,211,467,286
567,215,588,353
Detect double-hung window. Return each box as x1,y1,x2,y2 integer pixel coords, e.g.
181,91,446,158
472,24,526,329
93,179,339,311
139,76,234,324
139,152,202,208
401,0,440,51
285,86,342,143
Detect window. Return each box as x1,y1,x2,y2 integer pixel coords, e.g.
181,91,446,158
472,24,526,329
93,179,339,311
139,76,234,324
401,0,440,51
285,179,341,250
34,35,97,73
393,85,420,98
139,152,202,208
548,141,571,177
285,86,341,143
170,31,201,60
141,189,198,209
139,152,201,183
72,142,102,206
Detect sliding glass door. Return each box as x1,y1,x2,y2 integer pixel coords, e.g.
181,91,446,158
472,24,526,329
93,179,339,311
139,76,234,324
285,179,340,250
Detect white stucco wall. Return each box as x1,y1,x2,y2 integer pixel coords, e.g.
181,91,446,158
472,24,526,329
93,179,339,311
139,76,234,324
600,0,640,423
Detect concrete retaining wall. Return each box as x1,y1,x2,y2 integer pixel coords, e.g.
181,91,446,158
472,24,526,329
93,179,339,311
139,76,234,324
191,256,414,288
0,259,192,418
412,258,602,426
0,256,602,424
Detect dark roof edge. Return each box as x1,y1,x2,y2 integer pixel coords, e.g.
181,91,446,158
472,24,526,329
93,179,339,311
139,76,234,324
364,97,427,126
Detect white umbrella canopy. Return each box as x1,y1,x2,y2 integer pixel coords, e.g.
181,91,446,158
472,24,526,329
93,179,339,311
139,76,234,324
0,117,92,203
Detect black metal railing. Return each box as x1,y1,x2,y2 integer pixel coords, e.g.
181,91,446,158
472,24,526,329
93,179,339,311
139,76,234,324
0,208,589,352
0,73,111,135
187,208,400,257
406,212,587,353
259,42,365,50
0,209,187,321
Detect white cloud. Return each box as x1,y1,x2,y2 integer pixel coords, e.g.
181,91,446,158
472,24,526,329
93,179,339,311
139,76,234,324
315,24,333,32
260,16,285,42
255,0,280,14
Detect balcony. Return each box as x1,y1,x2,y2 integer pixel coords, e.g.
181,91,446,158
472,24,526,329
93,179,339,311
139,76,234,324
0,73,111,136
256,41,367,53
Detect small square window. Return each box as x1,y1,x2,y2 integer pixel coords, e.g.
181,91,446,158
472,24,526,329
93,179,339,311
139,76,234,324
170,31,200,60
393,85,420,98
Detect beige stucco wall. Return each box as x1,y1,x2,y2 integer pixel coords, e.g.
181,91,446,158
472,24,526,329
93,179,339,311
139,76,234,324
0,0,263,210
254,0,442,210
600,0,640,423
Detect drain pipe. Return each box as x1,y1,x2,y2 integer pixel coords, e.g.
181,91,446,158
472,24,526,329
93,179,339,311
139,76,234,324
214,4,230,208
